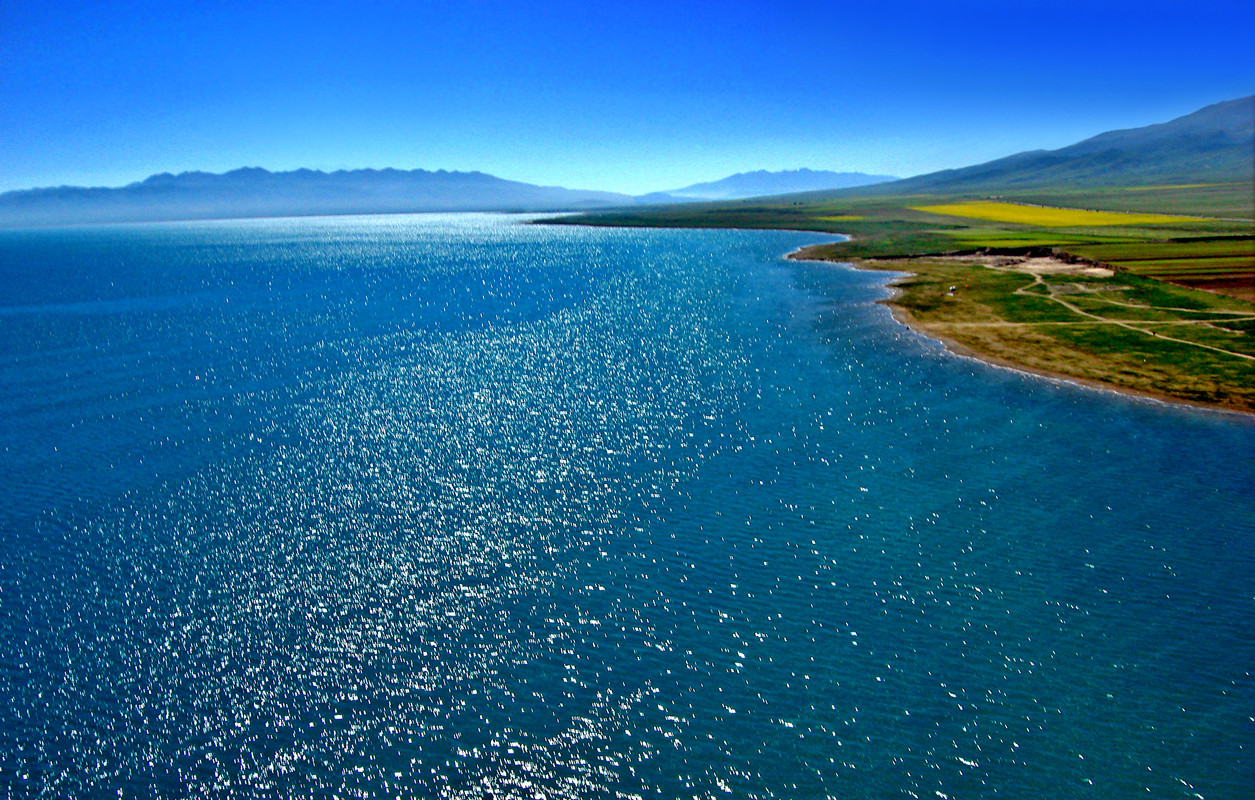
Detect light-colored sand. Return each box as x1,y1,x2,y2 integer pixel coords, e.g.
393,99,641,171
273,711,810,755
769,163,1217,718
940,254,1115,278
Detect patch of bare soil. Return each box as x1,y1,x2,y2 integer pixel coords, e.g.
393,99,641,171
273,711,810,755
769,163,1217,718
1169,277,1255,302
942,254,1115,278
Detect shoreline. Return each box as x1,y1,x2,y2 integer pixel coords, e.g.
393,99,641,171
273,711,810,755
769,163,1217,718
785,244,1255,419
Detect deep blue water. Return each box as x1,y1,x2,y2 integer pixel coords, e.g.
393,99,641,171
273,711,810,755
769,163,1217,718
1,214,1252,799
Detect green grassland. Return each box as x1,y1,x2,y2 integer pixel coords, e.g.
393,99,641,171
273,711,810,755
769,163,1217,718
547,183,1255,411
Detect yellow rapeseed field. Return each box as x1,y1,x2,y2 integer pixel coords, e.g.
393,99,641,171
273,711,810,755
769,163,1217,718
912,201,1195,227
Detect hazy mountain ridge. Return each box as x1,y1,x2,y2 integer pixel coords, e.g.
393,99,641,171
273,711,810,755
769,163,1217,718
669,168,898,200
0,166,900,227
0,167,636,227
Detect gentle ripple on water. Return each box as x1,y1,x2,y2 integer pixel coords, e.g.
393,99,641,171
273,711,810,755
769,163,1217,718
0,214,1252,799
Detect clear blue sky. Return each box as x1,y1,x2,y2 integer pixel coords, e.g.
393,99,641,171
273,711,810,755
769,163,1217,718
1,0,1252,194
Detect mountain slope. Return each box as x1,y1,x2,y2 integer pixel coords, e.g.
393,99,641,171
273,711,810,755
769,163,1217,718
875,95,1254,193
669,168,897,200
0,167,635,227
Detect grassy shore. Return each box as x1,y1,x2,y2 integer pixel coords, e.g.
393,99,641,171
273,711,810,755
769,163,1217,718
548,183,1255,412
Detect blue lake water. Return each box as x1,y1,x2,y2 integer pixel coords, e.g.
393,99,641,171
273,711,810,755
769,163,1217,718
1,213,1252,799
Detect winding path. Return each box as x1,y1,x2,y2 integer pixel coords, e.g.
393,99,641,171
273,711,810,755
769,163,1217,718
991,267,1255,362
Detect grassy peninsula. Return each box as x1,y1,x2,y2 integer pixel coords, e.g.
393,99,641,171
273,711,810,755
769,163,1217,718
548,182,1255,413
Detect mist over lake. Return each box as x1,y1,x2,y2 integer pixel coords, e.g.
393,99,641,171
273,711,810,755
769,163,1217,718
1,214,1251,799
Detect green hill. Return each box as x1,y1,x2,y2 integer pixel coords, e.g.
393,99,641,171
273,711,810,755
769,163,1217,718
866,95,1253,193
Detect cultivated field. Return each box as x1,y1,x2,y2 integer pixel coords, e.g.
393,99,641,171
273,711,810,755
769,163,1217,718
911,201,1195,227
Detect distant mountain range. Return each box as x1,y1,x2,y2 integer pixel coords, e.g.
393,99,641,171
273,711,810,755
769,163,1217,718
864,95,1254,194
0,166,899,227
0,168,636,227
665,169,899,200
2,95,1250,227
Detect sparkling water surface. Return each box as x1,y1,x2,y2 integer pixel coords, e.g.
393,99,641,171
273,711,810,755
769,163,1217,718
1,214,1252,799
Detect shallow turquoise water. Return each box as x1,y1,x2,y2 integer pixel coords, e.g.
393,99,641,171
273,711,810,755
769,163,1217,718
1,214,1251,798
